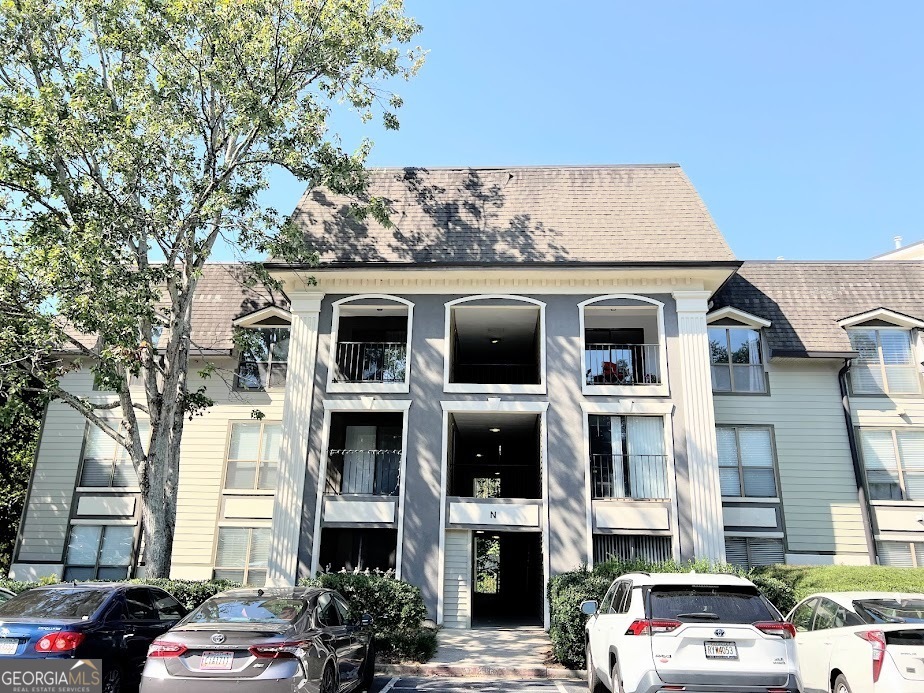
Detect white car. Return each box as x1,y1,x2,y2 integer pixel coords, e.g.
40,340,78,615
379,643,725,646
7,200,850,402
787,592,924,693
582,572,801,693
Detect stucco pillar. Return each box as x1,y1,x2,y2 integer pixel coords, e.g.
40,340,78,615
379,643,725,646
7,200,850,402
672,290,726,562
266,292,324,585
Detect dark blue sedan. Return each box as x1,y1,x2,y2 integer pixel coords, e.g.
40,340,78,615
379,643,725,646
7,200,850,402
0,583,187,692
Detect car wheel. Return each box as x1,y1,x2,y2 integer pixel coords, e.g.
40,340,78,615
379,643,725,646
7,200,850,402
610,660,625,693
586,643,606,693
833,674,852,693
102,667,121,693
359,644,376,691
320,662,337,693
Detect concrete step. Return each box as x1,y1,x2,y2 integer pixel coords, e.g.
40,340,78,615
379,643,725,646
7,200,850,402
376,663,584,680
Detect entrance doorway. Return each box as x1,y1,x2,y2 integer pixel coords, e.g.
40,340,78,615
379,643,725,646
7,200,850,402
471,531,542,627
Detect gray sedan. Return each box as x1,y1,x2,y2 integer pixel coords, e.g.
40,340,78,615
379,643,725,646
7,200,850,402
140,586,375,693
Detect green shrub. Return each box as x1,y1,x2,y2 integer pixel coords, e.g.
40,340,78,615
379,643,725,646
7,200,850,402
301,569,431,662
754,564,924,604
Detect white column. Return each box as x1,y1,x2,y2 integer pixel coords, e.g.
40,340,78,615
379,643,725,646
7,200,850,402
266,292,324,585
672,290,726,562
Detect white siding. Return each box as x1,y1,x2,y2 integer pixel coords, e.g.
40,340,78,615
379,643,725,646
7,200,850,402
442,530,471,629
714,361,869,558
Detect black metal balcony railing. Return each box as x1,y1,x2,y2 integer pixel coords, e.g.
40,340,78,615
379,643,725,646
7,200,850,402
591,453,669,500
328,449,401,496
585,343,661,386
451,363,538,385
334,342,407,383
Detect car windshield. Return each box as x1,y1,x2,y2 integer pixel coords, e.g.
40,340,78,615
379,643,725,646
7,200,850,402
185,596,305,625
854,599,924,624
0,589,107,620
649,585,777,624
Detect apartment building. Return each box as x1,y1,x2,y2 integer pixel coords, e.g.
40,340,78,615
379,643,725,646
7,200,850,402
10,165,924,629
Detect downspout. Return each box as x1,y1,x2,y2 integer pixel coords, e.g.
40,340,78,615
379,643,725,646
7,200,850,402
838,359,878,564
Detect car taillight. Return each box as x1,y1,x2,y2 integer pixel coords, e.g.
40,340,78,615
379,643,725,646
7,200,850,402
856,630,886,682
625,619,682,635
35,631,85,652
249,641,308,659
147,641,188,658
754,621,797,639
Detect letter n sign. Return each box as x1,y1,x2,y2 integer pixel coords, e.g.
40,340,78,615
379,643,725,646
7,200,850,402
490,511,497,519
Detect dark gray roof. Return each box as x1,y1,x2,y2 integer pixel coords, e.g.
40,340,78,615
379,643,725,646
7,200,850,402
287,165,736,265
712,261,924,356
65,264,288,353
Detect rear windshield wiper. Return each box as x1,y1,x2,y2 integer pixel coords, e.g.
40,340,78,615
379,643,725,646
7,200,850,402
675,612,720,620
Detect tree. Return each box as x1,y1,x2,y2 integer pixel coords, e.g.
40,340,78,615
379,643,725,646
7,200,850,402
0,0,423,577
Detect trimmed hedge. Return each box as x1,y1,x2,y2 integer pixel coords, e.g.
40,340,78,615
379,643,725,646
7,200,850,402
301,569,436,663
754,564,924,603
0,577,240,611
548,559,796,669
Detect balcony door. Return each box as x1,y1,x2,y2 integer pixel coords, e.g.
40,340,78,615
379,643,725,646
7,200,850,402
342,426,377,494
590,414,667,500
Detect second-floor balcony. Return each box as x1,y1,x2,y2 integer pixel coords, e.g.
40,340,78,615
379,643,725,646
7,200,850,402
585,343,661,387
333,342,407,384
591,453,669,500
327,449,401,496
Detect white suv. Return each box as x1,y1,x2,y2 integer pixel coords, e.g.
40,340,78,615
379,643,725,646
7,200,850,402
582,572,802,693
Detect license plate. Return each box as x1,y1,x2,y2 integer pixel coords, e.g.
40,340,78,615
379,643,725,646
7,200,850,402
200,651,234,671
705,641,738,659
0,638,17,655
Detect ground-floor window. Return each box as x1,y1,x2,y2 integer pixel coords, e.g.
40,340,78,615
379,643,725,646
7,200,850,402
877,540,924,568
593,534,672,564
725,536,784,569
318,528,397,572
64,524,134,580
213,526,270,585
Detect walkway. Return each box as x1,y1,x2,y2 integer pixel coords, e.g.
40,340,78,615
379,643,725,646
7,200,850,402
377,628,583,679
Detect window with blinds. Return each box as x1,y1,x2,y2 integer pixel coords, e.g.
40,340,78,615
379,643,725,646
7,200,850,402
225,423,282,490
877,540,924,568
593,534,672,564
859,429,924,501
79,422,147,488
725,536,784,569
848,328,921,395
716,426,778,498
64,524,134,580
213,527,270,586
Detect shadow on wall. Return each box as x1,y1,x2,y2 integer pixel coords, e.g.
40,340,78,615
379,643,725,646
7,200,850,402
295,168,572,264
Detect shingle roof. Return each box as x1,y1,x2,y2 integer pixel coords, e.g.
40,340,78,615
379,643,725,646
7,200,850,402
287,165,736,265
712,261,924,356
64,264,288,353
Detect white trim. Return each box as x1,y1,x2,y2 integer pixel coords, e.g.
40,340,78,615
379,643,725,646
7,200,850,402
874,532,924,541
323,398,413,411
232,306,292,327
75,486,141,494
706,306,771,329
436,401,550,628
440,400,550,413
721,497,782,504
582,408,679,565
309,399,413,577
442,295,547,395
578,294,670,397
217,519,274,529
580,401,674,415
326,294,414,395
70,519,137,526
838,308,924,329
724,531,785,539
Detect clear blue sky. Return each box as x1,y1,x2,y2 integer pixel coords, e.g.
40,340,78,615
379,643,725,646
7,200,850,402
258,0,924,261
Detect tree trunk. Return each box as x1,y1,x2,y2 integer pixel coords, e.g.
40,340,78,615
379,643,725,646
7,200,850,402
140,422,180,578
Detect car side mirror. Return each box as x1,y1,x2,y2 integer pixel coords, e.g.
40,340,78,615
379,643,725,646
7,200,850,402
360,613,373,627
580,600,599,616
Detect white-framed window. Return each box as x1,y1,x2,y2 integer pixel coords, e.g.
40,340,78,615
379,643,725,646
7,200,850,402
724,536,784,569
79,422,147,488
877,540,924,568
213,527,270,586
588,414,668,500
235,327,290,391
708,326,766,393
592,534,672,564
848,328,921,395
224,422,282,490
64,524,134,580
859,428,924,501
716,425,778,498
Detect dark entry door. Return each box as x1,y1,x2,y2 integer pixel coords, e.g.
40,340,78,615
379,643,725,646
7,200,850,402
471,531,542,627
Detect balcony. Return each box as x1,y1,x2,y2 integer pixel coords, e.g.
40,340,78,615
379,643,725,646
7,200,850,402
326,449,401,496
585,343,661,387
333,342,407,384
591,453,669,500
